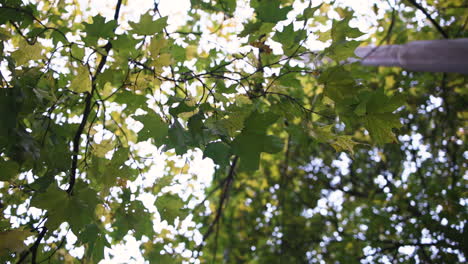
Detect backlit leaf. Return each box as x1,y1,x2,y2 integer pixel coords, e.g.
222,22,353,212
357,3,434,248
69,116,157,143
129,14,168,35
155,193,188,223
69,65,92,93
364,113,402,144
134,113,169,147
11,39,43,66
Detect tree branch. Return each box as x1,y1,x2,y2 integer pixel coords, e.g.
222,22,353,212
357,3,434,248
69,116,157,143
67,0,123,194
16,227,47,264
196,156,238,254
406,0,449,38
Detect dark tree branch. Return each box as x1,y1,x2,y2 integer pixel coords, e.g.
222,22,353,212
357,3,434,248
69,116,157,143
67,0,123,194
406,0,449,38
196,156,238,254
16,227,47,264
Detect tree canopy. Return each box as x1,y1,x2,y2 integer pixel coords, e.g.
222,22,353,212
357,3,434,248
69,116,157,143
0,0,466,263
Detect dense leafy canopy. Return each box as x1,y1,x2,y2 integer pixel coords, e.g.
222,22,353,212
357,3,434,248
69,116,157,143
0,0,466,263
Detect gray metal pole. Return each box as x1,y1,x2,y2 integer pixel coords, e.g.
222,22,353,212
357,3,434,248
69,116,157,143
354,38,468,74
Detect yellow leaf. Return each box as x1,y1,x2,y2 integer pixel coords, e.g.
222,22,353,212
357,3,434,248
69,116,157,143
0,229,32,255
185,96,197,107
132,72,159,91
93,139,114,157
69,65,92,93
311,125,335,142
178,109,198,119
101,82,114,97
0,27,11,41
12,39,44,66
318,30,331,42
156,53,172,67
385,75,395,89
186,45,198,59
235,94,252,106
149,36,168,60
331,135,358,155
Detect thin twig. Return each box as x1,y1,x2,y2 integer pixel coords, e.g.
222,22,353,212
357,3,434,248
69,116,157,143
196,156,238,254
406,0,449,38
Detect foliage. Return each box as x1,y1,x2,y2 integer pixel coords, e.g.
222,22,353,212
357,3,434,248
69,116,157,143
0,0,466,263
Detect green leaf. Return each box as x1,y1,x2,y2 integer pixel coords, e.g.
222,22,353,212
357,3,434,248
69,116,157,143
188,113,205,146
80,223,99,245
0,229,32,255
111,147,129,166
364,113,402,144
134,113,169,147
31,182,99,232
129,14,168,35
70,43,85,60
311,125,336,143
93,139,114,157
149,36,168,60
331,15,364,42
191,0,236,16
0,8,22,25
366,90,405,114
80,224,108,263
51,30,68,45
0,159,19,181
262,135,284,153
254,0,292,23
155,193,188,224
111,34,141,58
91,235,108,262
318,66,357,102
231,111,281,171
169,101,197,117
331,136,358,155
30,185,69,230
272,24,306,56
113,90,148,112
203,141,231,167
167,120,189,155
67,182,100,232
69,65,92,93
11,39,43,66
298,3,323,20
212,106,253,137
232,133,283,171
112,200,154,240
0,28,11,41
243,111,279,134
231,132,263,171
144,242,177,264
325,13,365,61
83,14,117,40
326,40,361,61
